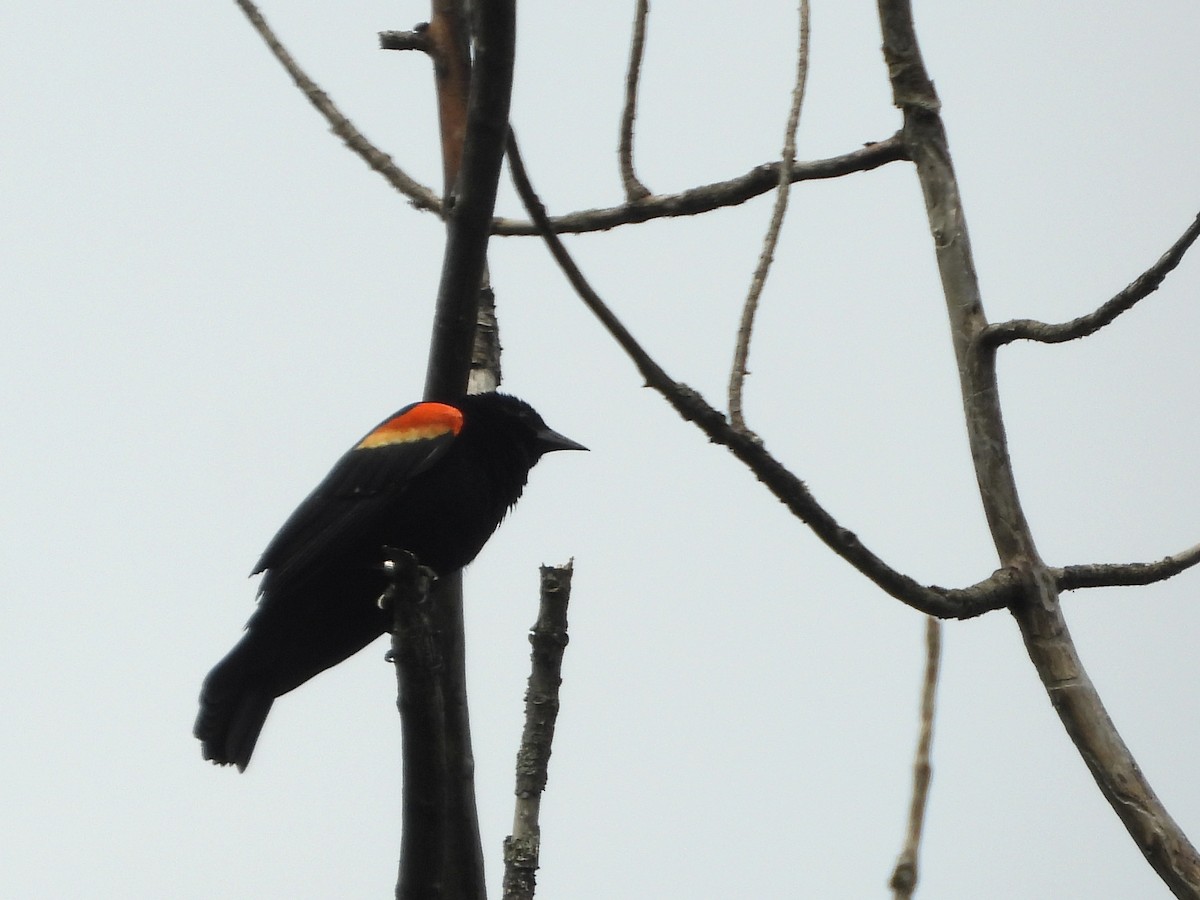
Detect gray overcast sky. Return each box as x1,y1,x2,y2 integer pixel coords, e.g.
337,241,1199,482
4,2,1200,897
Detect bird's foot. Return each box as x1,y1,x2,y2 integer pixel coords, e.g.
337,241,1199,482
376,546,438,609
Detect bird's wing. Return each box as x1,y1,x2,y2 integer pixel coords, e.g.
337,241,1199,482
250,402,464,587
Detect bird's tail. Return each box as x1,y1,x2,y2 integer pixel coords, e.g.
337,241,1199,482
194,635,277,772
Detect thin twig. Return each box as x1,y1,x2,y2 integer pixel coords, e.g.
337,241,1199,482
618,0,652,201
728,0,810,433
982,212,1200,347
233,0,440,213
1056,543,1200,591
503,564,575,900
506,130,1017,620
889,617,941,900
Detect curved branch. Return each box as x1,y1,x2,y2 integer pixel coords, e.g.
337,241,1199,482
983,212,1200,347
1056,543,1200,591
506,131,1015,621
729,0,810,432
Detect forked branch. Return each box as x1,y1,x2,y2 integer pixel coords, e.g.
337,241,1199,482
506,131,1018,621
237,0,906,236
877,0,1200,894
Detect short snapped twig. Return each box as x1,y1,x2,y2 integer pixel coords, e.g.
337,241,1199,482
379,26,431,53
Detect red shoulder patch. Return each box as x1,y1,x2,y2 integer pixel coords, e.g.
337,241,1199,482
355,402,464,450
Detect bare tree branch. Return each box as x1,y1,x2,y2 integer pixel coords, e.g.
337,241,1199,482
729,0,810,433
494,136,908,234
983,212,1200,347
398,0,515,896
233,0,440,213
424,1,474,197
889,617,941,900
236,0,905,237
877,0,1200,894
506,130,1017,620
388,553,449,897
618,0,652,201
1056,543,1200,591
503,563,574,900
423,1,515,401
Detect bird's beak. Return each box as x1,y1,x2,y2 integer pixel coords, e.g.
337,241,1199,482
537,427,588,453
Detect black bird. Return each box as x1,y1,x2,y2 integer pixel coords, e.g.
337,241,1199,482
195,392,585,771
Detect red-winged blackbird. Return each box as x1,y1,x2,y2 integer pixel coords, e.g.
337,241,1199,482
195,392,585,771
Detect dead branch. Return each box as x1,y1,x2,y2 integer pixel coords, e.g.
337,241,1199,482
402,0,516,896
728,0,810,433
494,137,908,234
503,564,574,900
379,27,431,53
889,617,941,900
506,130,1018,621
618,0,652,201
233,0,440,213
982,212,1200,347
1056,543,1200,591
236,1,905,236
876,0,1200,894
389,552,449,896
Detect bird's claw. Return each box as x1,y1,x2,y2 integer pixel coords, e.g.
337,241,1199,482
376,546,438,609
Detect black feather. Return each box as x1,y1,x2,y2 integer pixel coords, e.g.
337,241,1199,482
194,393,584,770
